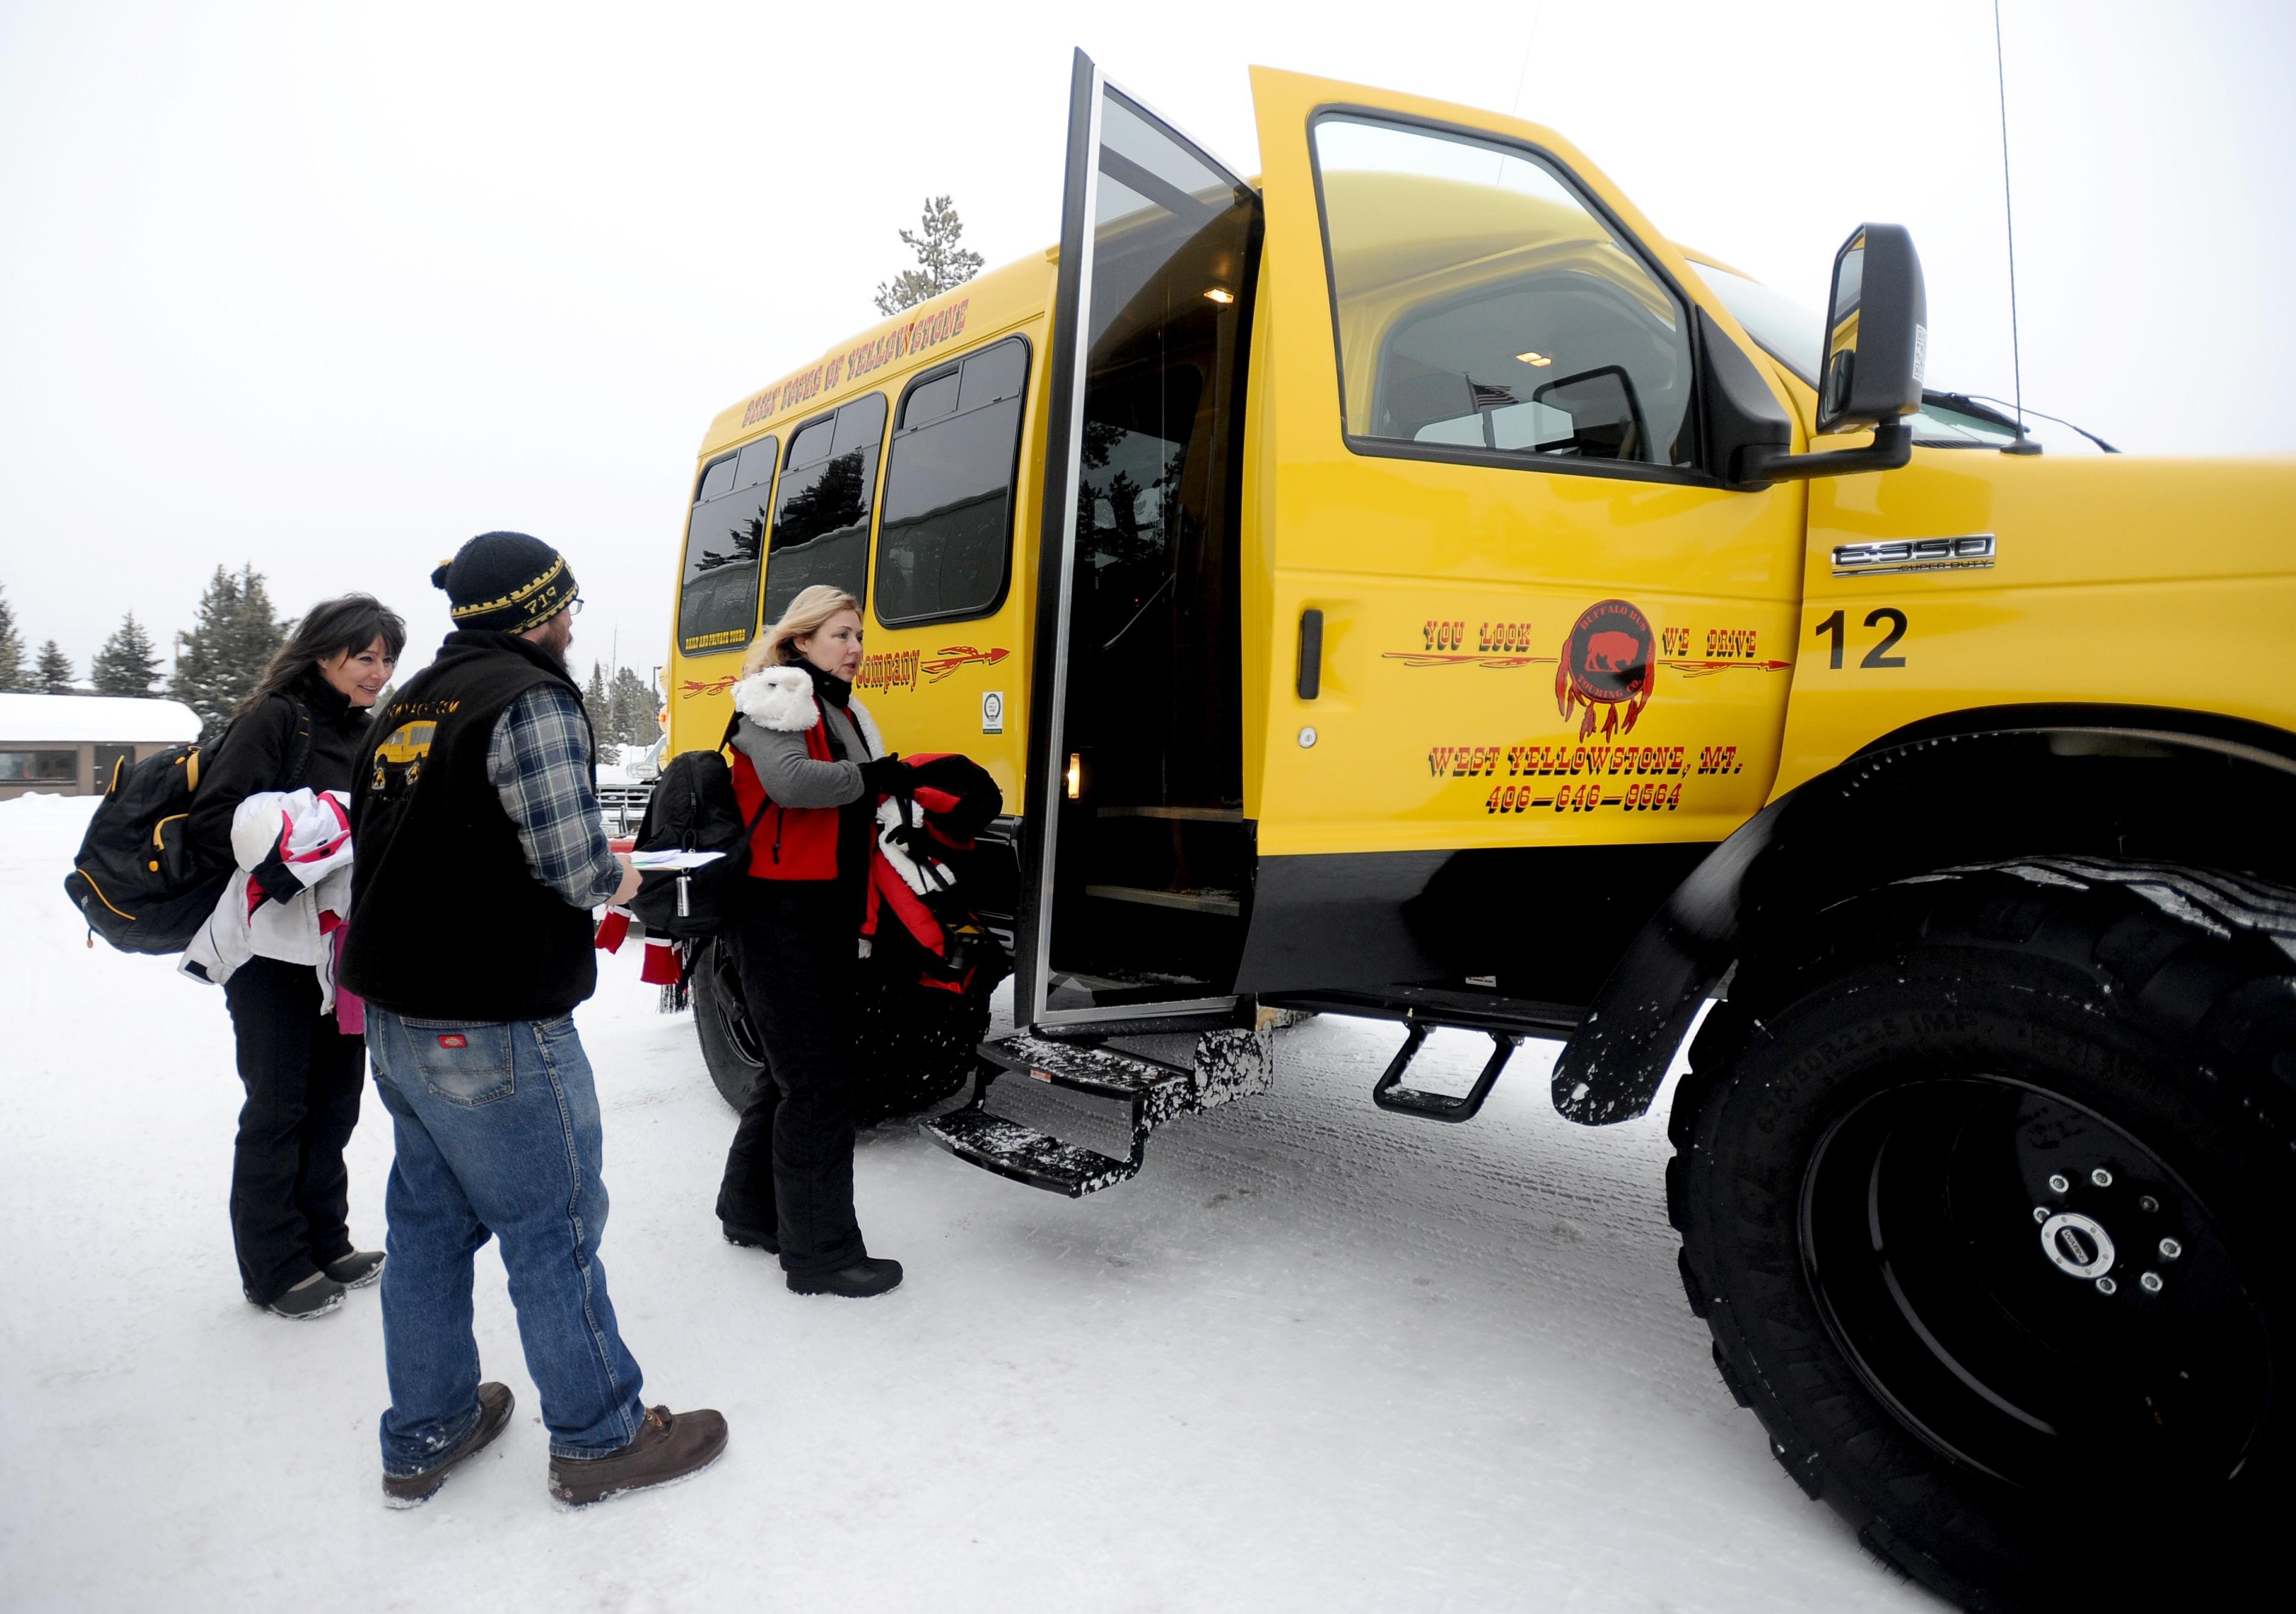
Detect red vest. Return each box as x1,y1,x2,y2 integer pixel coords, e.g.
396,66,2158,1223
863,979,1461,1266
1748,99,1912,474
729,706,843,881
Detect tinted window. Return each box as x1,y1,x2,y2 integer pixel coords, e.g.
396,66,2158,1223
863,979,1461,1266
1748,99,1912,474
764,393,887,623
678,443,773,656
903,368,961,428
875,339,1030,625
734,435,779,488
959,341,1026,411
1314,116,1695,469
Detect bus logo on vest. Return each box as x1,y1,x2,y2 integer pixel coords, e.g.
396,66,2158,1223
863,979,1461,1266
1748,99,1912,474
1557,600,1656,739
371,720,438,795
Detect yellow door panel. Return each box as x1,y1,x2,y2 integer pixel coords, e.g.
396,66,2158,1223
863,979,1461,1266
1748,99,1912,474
1247,66,1807,858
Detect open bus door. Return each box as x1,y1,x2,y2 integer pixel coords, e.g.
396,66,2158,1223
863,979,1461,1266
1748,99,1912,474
1014,51,1263,1034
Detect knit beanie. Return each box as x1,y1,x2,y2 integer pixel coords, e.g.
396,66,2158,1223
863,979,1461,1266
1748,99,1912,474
431,531,579,633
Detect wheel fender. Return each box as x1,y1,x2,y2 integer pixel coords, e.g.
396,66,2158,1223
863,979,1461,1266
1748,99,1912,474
1551,704,2296,1126
1549,795,1777,1125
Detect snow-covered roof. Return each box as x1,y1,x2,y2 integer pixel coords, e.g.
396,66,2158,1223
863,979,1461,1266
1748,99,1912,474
0,693,203,744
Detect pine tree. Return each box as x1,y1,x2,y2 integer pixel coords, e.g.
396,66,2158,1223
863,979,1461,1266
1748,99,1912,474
0,584,25,692
36,640,75,693
582,661,614,751
172,565,287,737
609,666,659,748
873,195,984,315
90,612,162,695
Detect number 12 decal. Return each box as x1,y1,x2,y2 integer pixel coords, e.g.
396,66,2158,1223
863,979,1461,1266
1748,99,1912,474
1815,607,1909,669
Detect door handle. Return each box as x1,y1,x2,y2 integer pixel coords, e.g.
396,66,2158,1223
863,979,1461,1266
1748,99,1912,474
1295,609,1324,700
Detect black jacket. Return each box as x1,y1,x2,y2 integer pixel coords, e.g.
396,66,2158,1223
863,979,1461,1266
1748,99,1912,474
188,672,371,873
340,631,599,1021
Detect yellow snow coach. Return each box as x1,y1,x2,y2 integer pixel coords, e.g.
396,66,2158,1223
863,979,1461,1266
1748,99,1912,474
662,54,2296,1611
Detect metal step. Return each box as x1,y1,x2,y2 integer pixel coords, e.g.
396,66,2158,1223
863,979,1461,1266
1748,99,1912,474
919,1109,1140,1198
981,1032,1193,1121
1371,1023,1519,1123
920,1020,1277,1198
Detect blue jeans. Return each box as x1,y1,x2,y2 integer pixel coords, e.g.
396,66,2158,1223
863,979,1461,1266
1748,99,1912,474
366,1007,645,1473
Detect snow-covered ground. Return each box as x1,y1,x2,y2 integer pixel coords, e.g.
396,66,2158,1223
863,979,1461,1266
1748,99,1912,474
2,793,1938,1613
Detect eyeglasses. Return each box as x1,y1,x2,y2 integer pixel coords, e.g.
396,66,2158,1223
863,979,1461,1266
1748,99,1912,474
568,597,585,616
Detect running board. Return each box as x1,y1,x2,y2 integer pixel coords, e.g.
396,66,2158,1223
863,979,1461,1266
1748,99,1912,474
1371,1024,1518,1123
923,1107,1142,1197
919,1021,1275,1197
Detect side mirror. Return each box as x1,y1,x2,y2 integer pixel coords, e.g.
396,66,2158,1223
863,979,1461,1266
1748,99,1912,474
1814,224,1927,436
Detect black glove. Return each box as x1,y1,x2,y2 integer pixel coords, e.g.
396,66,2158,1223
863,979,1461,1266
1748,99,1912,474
857,753,908,794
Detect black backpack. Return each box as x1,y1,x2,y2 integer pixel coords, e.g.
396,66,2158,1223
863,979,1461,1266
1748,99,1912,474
625,718,768,940
64,706,311,955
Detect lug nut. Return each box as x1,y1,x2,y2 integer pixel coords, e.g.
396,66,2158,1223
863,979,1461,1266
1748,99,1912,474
2140,1271,2164,1294
2048,1174,2070,1194
2159,1238,2183,1261
2033,1207,2049,1223
2138,1195,2160,1213
2095,1276,2119,1296
2090,1168,2113,1188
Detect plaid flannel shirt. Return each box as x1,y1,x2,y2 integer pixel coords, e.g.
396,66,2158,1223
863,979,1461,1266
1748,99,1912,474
485,683,622,909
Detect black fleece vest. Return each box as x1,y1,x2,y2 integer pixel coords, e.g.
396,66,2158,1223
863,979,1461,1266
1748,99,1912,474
341,631,598,1020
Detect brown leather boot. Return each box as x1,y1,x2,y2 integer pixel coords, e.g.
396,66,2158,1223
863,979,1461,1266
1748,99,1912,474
547,1405,728,1507
382,1382,516,1508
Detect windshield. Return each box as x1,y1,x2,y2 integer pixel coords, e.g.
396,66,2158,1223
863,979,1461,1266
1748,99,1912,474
1693,261,1821,386
1694,259,2039,451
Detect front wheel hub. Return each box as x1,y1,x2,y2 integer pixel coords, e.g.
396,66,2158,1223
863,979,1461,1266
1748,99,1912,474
1800,1076,2268,1492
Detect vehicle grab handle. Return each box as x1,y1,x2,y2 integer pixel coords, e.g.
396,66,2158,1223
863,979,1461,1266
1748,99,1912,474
1297,609,1324,700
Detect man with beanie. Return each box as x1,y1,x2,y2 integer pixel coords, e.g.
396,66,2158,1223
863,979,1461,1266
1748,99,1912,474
343,531,726,1508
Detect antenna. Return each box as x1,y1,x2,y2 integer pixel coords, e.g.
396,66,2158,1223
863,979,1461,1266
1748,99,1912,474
1993,1,2041,452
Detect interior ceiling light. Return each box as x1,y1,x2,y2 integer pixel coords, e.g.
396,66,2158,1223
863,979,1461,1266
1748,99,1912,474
1516,350,1554,366
1203,286,1236,305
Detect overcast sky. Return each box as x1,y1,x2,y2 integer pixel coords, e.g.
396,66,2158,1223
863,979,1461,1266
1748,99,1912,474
3,0,2289,683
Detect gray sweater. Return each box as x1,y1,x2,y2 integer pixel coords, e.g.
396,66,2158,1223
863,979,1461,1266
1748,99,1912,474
731,701,871,808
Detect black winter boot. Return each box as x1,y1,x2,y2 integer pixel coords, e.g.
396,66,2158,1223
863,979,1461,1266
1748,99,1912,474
326,1250,387,1288
787,1256,903,1298
262,1271,345,1320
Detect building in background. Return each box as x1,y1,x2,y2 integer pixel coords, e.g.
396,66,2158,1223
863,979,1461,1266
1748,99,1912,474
0,694,201,800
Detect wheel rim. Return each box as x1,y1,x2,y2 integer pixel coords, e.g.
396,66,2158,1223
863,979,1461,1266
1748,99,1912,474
1799,1075,2271,1492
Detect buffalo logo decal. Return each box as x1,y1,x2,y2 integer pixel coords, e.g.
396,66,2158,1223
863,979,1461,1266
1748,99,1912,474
1557,600,1655,739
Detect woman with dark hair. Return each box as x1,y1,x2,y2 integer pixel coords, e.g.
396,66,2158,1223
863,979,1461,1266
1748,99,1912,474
183,593,406,1319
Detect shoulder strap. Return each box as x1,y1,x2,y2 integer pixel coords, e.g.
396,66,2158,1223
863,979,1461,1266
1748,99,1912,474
280,698,315,791
714,714,776,836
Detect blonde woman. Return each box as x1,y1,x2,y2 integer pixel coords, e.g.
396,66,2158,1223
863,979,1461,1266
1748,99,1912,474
716,585,910,1297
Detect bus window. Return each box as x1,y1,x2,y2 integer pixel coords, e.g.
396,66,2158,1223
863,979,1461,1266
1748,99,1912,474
764,393,887,624
1313,115,1695,469
875,337,1031,625
677,443,773,656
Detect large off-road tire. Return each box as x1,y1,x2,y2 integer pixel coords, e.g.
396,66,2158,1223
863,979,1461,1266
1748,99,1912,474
1668,859,2294,1611
689,934,767,1112
689,932,987,1125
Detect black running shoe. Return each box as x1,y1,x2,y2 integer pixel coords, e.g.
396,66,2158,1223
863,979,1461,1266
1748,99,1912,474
382,1382,516,1509
325,1250,386,1288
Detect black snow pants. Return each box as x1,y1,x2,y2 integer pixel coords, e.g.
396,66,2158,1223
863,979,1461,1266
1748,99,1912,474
715,882,867,1277
222,955,365,1303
